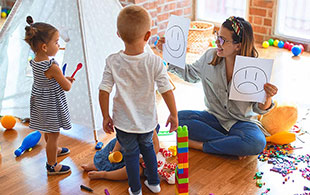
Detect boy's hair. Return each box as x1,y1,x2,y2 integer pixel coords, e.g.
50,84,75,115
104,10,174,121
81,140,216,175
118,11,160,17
24,16,58,52
117,5,151,44
209,16,258,66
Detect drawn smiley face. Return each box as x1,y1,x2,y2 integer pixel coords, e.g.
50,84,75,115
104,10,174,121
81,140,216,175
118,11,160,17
233,66,267,94
164,25,186,58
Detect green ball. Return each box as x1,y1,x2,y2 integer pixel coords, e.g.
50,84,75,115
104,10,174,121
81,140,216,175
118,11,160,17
268,39,274,46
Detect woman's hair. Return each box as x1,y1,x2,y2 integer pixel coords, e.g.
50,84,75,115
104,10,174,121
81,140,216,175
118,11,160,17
24,16,58,52
209,16,258,66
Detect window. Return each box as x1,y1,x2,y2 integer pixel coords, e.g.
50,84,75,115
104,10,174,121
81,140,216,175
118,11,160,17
196,0,247,25
276,0,310,42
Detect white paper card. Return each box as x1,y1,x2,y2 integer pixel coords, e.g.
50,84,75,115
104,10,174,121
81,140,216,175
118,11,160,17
163,15,190,69
229,55,274,103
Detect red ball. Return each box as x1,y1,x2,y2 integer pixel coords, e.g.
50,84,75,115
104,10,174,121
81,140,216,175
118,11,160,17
298,44,304,53
288,43,294,51
284,42,290,49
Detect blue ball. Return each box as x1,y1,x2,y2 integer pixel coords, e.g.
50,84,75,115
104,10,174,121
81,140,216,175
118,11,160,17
278,41,284,48
291,46,301,56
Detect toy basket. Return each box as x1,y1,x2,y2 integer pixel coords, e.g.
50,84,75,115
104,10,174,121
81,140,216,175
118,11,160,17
187,21,214,54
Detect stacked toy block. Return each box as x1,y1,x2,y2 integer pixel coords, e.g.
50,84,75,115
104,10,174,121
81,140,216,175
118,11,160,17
175,125,189,195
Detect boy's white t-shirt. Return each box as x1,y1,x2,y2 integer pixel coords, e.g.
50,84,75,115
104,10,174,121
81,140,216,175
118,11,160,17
99,51,173,134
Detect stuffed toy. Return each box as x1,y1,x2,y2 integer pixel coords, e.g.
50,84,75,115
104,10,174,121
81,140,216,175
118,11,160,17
258,101,298,135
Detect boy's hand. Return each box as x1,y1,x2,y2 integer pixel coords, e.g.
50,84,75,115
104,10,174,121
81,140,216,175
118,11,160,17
103,116,114,134
66,76,75,83
165,114,178,133
155,37,165,51
264,83,278,98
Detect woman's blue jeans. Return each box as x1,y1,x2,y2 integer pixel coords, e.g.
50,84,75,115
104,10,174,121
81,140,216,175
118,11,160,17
178,110,266,156
116,128,159,194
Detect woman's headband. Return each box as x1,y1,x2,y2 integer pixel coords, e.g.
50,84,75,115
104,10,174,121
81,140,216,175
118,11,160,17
227,16,243,38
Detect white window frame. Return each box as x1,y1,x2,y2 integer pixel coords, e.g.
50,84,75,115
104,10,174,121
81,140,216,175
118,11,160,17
275,0,310,43
194,0,249,27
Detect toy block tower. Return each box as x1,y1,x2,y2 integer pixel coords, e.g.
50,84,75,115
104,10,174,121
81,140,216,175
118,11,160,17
175,125,189,195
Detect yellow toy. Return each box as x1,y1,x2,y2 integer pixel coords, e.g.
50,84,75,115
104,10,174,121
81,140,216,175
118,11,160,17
266,131,296,145
1,115,17,130
258,101,298,136
168,145,177,156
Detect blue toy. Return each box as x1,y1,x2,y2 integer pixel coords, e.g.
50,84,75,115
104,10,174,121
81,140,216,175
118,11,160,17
62,63,67,75
154,35,160,46
292,45,302,56
277,41,284,48
95,141,104,150
15,131,41,157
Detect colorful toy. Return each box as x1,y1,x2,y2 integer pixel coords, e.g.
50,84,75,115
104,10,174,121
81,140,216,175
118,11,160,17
1,12,7,18
160,148,172,158
176,125,189,195
80,184,93,192
273,39,279,47
1,115,16,129
262,41,269,48
268,39,274,46
95,141,103,150
298,44,304,53
71,63,82,78
291,45,302,56
284,41,290,49
258,101,298,135
108,151,123,163
168,145,177,156
62,63,67,75
14,131,41,157
288,43,294,51
277,41,284,48
266,131,296,145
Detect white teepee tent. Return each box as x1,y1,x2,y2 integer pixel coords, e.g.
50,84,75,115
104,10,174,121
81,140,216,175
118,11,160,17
0,0,148,141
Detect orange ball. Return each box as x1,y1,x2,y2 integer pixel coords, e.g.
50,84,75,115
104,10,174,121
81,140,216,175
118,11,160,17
1,115,16,129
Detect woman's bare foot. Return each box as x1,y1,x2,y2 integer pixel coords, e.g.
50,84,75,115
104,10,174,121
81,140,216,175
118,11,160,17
88,171,106,180
188,139,203,151
81,163,97,172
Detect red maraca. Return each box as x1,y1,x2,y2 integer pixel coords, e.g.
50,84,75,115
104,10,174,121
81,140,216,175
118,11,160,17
71,63,82,78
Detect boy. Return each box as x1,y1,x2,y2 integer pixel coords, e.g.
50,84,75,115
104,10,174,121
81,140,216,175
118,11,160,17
99,5,178,195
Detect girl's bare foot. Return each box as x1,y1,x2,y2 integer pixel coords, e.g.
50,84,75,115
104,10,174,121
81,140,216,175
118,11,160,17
88,171,106,180
238,156,247,160
188,139,203,151
81,163,97,171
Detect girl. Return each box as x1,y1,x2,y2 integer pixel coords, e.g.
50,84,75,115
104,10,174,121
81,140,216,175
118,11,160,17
157,16,278,157
24,16,74,175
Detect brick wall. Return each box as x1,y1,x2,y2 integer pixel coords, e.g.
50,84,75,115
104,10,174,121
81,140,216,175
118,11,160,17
119,0,193,44
248,0,276,43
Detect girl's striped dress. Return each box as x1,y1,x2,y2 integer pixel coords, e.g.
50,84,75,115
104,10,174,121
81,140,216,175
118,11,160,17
29,59,71,132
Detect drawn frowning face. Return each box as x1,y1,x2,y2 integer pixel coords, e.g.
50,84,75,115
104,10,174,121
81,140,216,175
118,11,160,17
233,66,267,94
164,25,186,58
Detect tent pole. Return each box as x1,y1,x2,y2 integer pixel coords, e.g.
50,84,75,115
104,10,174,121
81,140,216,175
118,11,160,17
77,0,98,142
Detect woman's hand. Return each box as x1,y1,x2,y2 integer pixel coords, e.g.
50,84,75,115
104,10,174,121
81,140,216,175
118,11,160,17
155,37,165,52
264,83,278,98
103,116,114,134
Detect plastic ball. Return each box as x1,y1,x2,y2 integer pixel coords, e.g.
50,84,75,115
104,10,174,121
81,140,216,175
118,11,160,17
1,115,16,129
1,12,7,18
284,42,290,49
298,44,304,53
262,41,269,48
273,40,279,47
268,39,274,46
291,46,302,56
288,43,294,51
278,41,284,48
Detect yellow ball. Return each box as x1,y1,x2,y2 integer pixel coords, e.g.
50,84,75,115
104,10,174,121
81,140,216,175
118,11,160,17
1,115,16,129
262,41,269,48
1,12,7,18
273,39,279,47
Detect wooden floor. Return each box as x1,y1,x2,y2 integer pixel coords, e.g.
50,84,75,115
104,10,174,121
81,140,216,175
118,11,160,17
1,41,310,194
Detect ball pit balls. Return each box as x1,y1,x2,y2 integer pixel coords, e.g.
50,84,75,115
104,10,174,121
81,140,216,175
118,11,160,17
298,44,304,53
288,43,294,51
284,42,290,49
291,46,302,56
273,40,279,47
1,115,16,129
262,41,269,48
1,12,7,18
268,39,274,46
278,41,284,48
